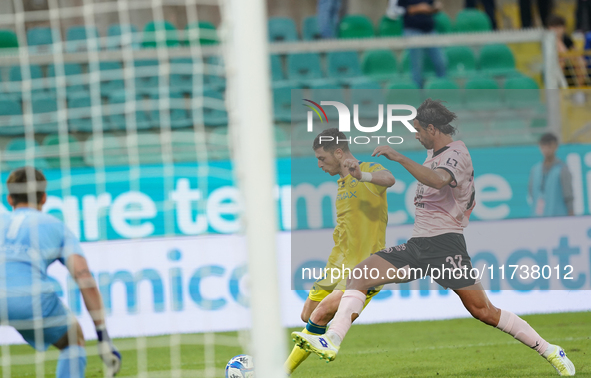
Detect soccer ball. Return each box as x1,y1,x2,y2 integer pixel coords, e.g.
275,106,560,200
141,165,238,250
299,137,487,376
225,354,254,378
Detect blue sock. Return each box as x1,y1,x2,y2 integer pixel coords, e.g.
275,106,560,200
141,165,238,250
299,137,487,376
306,319,327,335
56,345,87,378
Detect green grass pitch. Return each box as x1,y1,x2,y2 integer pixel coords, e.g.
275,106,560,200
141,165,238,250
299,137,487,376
2,311,589,377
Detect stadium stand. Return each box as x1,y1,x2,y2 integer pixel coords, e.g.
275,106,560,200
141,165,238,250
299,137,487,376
0,8,569,167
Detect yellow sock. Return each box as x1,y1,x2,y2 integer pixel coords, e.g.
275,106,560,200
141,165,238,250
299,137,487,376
285,326,325,374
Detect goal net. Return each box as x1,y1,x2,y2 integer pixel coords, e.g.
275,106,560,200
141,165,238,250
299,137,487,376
0,0,284,377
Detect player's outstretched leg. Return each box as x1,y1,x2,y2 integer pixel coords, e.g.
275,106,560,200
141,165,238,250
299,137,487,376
455,285,575,376
287,291,343,371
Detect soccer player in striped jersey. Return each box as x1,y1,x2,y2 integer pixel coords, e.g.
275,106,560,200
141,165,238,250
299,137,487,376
0,167,121,378
293,99,575,376
285,128,396,374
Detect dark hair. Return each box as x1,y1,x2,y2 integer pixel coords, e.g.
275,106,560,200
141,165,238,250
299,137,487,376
415,98,457,135
547,14,566,27
539,132,558,145
312,128,350,153
6,167,47,206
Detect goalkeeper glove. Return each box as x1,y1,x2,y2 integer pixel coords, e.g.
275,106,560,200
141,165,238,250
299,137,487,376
96,324,122,376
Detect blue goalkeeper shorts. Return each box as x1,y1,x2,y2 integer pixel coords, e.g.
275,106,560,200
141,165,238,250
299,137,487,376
3,292,71,351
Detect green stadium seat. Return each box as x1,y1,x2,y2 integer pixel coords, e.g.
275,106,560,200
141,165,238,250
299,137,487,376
0,99,23,135
5,138,48,170
26,27,54,53
134,59,159,90
169,58,194,94
377,16,403,37
67,93,93,132
65,25,100,52
287,53,326,86
99,61,124,97
42,134,85,169
454,9,492,32
504,75,541,109
273,83,304,123
386,80,422,108
185,22,218,45
478,44,517,77
142,21,180,48
205,56,226,91
326,51,363,85
434,12,454,33
464,77,502,110
338,15,375,39
361,49,399,83
0,30,18,49
31,95,59,133
302,16,320,41
270,54,284,82
107,24,140,50
445,46,477,78
268,17,298,42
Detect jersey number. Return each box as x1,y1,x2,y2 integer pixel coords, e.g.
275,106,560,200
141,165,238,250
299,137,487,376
6,213,26,240
446,255,463,269
446,158,458,167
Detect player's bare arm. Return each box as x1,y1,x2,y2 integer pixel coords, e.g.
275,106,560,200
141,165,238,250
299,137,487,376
67,254,122,374
67,254,105,326
342,158,396,187
373,146,452,189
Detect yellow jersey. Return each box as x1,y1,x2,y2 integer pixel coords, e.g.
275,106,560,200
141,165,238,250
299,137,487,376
328,161,389,272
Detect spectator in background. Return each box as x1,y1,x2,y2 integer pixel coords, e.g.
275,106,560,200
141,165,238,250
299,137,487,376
519,0,552,28
548,14,590,86
529,133,574,217
317,0,347,38
465,0,497,30
386,0,446,87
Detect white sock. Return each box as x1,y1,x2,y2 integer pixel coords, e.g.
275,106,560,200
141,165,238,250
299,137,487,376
542,344,556,359
325,330,342,347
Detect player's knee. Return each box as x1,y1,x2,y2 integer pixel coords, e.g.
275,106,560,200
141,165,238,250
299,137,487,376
312,305,336,325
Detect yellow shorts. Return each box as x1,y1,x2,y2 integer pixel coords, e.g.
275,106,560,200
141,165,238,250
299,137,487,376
307,280,383,311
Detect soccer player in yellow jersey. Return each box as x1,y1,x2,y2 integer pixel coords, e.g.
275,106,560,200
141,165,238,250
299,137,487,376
285,128,396,374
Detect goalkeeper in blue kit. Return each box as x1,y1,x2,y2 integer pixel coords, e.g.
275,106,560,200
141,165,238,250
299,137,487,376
0,167,121,377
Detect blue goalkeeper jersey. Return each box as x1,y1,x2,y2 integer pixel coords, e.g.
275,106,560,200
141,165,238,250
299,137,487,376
0,207,84,297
